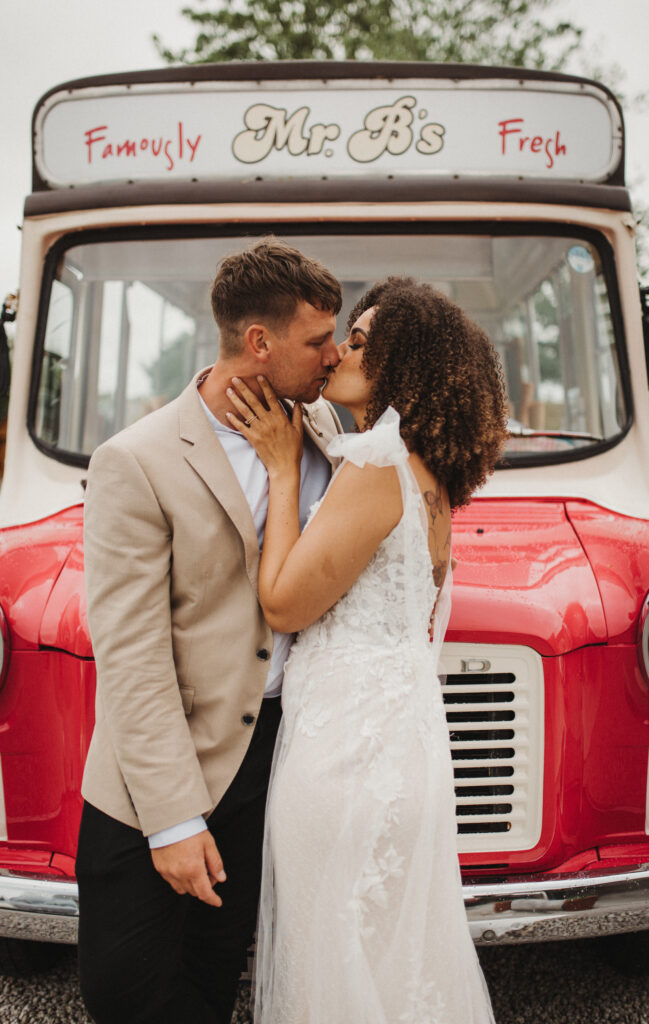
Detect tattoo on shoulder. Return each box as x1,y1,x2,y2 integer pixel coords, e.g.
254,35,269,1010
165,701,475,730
423,487,443,525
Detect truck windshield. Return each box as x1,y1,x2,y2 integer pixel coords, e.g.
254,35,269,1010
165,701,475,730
32,230,626,463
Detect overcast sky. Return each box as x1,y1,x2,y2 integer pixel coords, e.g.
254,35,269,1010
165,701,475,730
1,0,647,301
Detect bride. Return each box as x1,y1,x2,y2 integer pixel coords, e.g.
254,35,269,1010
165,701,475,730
226,276,508,1024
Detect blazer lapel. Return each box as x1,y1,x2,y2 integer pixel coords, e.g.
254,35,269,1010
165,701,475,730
178,372,260,587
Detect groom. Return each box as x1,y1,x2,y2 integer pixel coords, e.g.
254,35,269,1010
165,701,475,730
76,238,343,1024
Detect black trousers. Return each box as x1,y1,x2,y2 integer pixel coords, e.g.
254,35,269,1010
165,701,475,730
76,697,282,1024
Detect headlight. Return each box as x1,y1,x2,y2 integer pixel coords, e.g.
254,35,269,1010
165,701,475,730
639,594,649,684
0,606,8,689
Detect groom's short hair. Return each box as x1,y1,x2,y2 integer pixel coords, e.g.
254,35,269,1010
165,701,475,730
211,237,342,356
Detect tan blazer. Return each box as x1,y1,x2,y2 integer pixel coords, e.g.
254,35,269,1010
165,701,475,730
82,370,342,836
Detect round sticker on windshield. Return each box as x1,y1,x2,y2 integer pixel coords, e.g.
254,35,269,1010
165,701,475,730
568,246,594,274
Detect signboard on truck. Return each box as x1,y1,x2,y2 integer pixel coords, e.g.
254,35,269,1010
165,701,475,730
35,77,622,187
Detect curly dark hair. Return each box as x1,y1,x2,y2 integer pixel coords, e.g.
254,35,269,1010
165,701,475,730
348,277,508,508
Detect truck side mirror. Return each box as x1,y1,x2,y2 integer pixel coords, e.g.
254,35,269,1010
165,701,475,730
641,286,649,388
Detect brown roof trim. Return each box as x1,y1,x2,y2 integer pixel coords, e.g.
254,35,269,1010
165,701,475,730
24,177,632,217
34,59,620,100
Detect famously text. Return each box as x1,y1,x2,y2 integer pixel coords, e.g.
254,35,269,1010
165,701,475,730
84,122,202,172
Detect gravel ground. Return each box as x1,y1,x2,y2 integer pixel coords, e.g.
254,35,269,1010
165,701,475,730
1,939,649,1023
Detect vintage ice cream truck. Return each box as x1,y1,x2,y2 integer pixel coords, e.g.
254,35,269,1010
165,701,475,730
0,60,648,971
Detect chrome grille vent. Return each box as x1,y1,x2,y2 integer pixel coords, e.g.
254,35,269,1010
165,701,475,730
439,644,544,854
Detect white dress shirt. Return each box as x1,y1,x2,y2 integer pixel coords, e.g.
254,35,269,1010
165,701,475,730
148,394,330,848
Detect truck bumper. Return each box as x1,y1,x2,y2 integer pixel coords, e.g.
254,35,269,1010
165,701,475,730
466,862,649,944
0,870,78,944
1,863,649,946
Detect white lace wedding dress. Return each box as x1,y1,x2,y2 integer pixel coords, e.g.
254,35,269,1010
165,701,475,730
254,408,495,1024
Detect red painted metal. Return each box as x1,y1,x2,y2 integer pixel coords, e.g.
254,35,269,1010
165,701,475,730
0,498,647,882
0,506,84,651
39,539,89,657
0,650,94,860
566,500,649,645
448,500,607,655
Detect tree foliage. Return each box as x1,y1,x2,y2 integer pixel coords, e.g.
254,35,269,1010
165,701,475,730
154,0,582,70
154,0,649,280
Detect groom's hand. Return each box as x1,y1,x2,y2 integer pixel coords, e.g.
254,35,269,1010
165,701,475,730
151,831,226,907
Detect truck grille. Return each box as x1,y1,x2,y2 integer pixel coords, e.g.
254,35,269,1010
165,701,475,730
439,643,544,854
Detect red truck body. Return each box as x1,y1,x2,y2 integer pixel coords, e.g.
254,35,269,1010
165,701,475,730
0,61,648,948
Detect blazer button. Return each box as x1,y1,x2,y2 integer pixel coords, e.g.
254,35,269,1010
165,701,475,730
241,713,256,726
256,649,270,661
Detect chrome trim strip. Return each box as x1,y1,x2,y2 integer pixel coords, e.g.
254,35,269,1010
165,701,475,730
0,871,79,944
466,862,649,944
2,863,649,947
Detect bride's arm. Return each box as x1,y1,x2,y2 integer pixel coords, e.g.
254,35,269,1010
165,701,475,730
262,459,401,632
227,378,402,633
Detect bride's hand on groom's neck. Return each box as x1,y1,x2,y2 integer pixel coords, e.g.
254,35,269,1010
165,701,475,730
226,376,303,478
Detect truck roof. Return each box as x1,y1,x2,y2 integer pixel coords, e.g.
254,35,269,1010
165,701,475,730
28,60,627,214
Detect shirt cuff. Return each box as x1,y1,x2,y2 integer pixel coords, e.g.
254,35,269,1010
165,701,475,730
147,815,208,849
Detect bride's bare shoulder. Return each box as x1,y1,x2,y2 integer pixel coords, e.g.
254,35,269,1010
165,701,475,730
300,459,404,556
